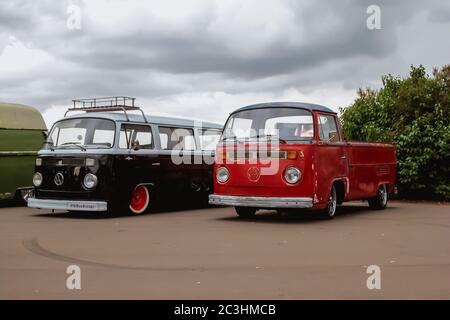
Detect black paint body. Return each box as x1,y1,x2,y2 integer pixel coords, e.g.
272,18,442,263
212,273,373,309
33,113,222,211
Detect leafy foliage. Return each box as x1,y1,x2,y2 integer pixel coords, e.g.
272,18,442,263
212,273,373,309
340,65,450,200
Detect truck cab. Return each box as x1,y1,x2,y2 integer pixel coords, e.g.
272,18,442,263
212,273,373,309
209,102,396,219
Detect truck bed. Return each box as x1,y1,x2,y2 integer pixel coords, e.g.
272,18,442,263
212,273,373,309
346,141,396,200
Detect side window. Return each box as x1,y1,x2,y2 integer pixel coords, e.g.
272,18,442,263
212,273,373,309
159,127,196,151
159,132,169,149
119,124,153,149
199,129,221,151
318,114,340,142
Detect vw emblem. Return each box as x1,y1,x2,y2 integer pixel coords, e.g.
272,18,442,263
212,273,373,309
247,167,261,182
54,173,64,186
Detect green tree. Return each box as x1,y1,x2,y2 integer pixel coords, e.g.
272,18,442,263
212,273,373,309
340,65,450,200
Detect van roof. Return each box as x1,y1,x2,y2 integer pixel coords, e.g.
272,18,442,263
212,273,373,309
232,102,336,114
63,112,223,129
0,102,47,130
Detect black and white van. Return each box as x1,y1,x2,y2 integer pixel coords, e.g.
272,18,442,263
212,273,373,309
28,97,222,214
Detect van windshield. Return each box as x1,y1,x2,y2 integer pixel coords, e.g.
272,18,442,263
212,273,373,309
46,118,116,149
221,108,314,143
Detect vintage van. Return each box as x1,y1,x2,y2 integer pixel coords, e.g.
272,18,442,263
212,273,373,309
209,102,397,219
0,102,47,203
27,97,222,214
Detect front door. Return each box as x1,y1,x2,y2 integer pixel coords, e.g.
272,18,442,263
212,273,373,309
116,123,161,203
314,113,348,204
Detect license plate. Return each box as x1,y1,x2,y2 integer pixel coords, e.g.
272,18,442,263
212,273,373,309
67,202,98,210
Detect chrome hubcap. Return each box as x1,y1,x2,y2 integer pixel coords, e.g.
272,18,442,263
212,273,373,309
328,189,337,216
379,185,388,206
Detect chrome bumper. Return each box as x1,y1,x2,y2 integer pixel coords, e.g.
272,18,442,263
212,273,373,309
209,194,313,208
28,198,108,212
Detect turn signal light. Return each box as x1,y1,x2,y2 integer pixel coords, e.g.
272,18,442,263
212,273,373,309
216,151,227,162
85,158,96,167
287,151,297,160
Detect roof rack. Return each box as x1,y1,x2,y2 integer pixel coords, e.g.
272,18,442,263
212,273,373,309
64,96,148,122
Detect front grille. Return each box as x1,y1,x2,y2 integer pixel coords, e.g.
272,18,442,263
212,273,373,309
43,158,86,166
36,184,111,201
39,167,85,191
227,150,289,160
35,155,113,200
36,189,92,200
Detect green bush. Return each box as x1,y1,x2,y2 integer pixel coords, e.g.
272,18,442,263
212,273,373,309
340,65,450,200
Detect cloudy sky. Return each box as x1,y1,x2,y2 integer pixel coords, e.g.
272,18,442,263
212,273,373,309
1,0,449,127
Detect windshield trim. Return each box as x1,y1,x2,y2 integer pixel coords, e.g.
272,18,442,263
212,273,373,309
46,117,117,150
221,107,315,143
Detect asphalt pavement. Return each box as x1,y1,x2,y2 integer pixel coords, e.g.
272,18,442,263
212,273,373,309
0,200,449,299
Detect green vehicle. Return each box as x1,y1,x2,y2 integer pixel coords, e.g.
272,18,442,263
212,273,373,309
0,102,47,204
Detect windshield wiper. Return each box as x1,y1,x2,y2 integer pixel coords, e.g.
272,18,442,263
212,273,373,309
222,136,236,141
222,136,244,143
59,142,87,151
249,134,287,144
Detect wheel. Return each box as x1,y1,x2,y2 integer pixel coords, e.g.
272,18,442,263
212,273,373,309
368,184,388,210
321,185,337,219
235,206,256,218
129,185,150,214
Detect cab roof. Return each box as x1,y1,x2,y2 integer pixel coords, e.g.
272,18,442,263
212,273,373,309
0,102,47,130
232,102,336,114
62,112,223,129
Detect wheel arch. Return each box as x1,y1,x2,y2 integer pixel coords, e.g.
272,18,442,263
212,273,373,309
377,181,394,193
135,182,155,189
331,178,347,205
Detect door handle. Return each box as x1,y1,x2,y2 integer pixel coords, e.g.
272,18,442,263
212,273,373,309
125,156,133,161
340,155,347,159
152,162,160,166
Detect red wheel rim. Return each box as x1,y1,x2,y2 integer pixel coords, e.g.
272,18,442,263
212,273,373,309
130,185,149,213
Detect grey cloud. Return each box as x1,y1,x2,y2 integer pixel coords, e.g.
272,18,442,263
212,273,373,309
50,0,424,78
0,0,449,116
53,3,392,78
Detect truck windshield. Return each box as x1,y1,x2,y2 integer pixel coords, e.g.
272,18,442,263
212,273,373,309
46,118,116,149
221,108,314,142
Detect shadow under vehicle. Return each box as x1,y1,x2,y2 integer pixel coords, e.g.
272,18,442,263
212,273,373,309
0,102,47,204
28,97,222,214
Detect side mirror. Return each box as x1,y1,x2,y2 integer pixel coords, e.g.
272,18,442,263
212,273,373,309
131,140,141,151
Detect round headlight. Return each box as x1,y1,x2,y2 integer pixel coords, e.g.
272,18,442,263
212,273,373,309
216,167,230,183
284,166,301,184
33,172,43,187
83,173,98,189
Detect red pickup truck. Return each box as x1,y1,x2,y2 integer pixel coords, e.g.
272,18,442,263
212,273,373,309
209,102,396,219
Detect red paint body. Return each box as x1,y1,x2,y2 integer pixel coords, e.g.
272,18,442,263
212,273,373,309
212,109,396,210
